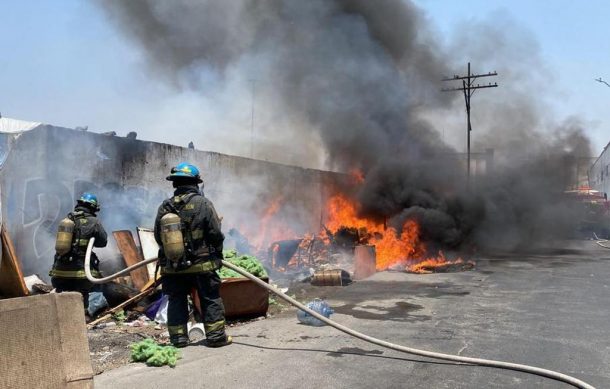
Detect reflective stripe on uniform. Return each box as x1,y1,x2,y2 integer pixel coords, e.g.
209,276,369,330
49,269,101,279
168,324,188,336
204,320,225,333
161,260,217,275
191,229,204,240
75,238,90,246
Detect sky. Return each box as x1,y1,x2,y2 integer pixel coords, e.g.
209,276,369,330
0,0,609,158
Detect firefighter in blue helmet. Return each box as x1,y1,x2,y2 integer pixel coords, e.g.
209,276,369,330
50,192,108,315
154,162,231,348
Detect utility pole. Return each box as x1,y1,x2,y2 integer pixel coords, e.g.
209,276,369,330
249,79,257,159
442,62,498,187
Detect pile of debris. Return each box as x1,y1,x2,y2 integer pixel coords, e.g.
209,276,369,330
0,225,276,373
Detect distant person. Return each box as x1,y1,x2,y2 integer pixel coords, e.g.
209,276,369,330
188,141,195,149
154,162,231,348
50,193,107,318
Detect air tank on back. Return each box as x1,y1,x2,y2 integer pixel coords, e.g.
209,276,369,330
55,217,75,255
160,213,184,262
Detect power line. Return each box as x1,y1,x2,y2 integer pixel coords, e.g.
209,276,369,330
595,77,610,87
442,62,498,187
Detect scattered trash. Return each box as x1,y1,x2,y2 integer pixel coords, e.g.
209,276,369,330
23,274,47,294
145,294,167,320
93,321,116,329
87,286,157,329
188,322,205,342
154,295,169,325
102,281,140,307
270,283,288,294
112,310,126,323
125,315,150,327
88,291,109,317
32,283,53,294
297,299,334,326
130,338,180,367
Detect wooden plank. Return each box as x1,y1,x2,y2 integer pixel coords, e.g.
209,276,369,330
112,230,149,291
140,272,160,292
136,227,159,280
87,287,156,328
0,224,29,298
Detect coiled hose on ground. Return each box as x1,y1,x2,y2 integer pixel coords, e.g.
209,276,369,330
84,238,596,389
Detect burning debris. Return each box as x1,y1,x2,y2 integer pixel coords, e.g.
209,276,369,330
405,253,475,274
227,188,476,279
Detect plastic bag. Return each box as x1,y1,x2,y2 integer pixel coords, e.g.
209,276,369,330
145,294,166,320
297,299,334,326
154,295,169,324
88,291,108,317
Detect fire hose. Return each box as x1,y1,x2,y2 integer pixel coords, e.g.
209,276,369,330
84,238,595,389
592,233,610,250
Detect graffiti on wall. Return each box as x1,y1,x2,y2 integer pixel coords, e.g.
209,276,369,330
8,176,167,276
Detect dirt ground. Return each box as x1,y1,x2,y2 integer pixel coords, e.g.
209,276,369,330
87,279,343,375
88,320,167,374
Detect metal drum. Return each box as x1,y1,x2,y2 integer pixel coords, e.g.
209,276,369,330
311,269,351,286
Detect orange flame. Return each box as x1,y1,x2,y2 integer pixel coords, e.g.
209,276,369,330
239,196,297,251
407,251,474,274
325,193,466,272
349,169,365,184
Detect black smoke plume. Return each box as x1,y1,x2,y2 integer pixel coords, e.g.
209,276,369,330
98,0,593,252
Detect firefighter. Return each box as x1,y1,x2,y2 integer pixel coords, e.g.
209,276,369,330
154,162,231,348
50,192,108,314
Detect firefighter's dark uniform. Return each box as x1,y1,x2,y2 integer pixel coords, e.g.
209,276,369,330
49,205,108,310
154,184,228,344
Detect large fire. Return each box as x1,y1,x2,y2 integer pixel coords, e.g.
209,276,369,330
325,193,469,271
235,189,472,274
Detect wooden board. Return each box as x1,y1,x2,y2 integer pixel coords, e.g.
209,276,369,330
112,230,149,291
136,227,159,280
0,224,29,298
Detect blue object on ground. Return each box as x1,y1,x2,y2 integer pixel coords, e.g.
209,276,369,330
297,299,334,326
88,291,108,316
145,294,167,320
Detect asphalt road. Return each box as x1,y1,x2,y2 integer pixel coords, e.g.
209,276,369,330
95,241,610,388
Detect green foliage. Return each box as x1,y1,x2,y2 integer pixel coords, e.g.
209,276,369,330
112,310,126,323
130,338,181,368
218,249,268,279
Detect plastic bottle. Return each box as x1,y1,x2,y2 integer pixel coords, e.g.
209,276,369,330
297,298,334,326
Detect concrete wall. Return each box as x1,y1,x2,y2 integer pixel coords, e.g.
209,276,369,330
589,142,610,197
0,125,341,280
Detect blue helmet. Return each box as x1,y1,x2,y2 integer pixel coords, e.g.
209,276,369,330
78,192,100,210
166,162,203,183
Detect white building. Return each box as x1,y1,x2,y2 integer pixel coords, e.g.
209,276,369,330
589,141,610,198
